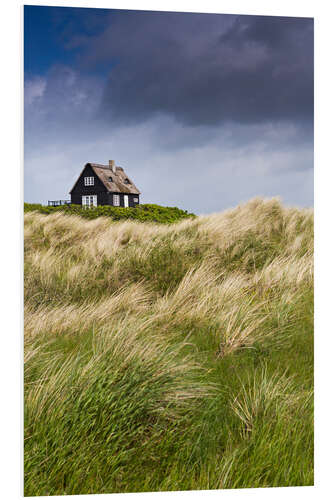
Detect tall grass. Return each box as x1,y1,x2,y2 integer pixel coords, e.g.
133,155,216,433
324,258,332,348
24,197,313,495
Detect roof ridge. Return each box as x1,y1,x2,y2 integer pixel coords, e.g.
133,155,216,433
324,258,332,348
90,163,109,169
90,163,124,171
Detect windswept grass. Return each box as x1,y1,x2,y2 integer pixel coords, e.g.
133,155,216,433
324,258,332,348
24,197,313,495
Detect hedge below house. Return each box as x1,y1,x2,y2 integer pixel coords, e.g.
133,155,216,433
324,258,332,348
24,203,196,224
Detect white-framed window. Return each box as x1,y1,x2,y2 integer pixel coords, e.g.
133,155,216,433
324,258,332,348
113,194,120,206
84,176,94,186
124,195,129,208
82,195,97,207
133,197,139,202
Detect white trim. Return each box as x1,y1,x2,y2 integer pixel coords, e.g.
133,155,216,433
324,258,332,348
124,195,129,208
84,176,94,186
82,195,97,207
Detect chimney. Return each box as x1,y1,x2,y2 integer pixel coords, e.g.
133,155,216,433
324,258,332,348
109,160,116,173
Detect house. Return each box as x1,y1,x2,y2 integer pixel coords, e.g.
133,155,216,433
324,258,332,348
70,160,141,208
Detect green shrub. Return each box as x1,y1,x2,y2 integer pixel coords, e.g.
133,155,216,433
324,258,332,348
24,203,195,224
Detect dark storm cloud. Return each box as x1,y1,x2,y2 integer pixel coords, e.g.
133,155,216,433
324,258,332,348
74,11,313,127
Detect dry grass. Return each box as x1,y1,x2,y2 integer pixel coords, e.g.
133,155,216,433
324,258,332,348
24,197,314,495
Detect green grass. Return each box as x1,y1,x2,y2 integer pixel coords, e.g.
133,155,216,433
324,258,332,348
24,197,313,495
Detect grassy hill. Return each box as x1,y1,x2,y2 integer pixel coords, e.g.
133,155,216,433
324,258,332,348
24,197,313,496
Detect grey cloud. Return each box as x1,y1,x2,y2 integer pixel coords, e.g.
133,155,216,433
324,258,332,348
25,65,312,172
149,116,313,158
25,65,104,150
71,11,313,127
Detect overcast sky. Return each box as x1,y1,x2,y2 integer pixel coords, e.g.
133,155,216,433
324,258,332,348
24,6,313,214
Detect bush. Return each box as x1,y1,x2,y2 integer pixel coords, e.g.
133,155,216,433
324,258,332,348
24,203,195,224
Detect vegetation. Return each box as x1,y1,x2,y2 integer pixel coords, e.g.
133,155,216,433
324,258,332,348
24,197,313,496
24,202,195,224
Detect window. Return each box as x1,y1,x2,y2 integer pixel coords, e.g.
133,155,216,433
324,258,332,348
113,194,120,206
82,195,97,207
108,176,113,182
134,197,139,202
124,178,131,184
84,176,94,186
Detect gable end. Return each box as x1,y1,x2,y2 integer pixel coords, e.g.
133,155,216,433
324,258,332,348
69,164,108,194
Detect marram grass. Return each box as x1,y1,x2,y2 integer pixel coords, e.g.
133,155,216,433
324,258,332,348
24,197,313,495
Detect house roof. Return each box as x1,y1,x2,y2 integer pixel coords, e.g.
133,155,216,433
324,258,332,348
70,162,141,195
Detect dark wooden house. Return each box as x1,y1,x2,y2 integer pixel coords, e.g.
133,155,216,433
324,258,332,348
70,160,141,208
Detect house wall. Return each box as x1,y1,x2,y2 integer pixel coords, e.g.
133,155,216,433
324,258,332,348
70,165,109,205
108,193,140,208
70,164,140,207
128,194,140,208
